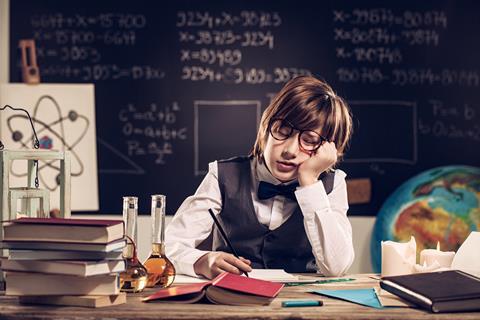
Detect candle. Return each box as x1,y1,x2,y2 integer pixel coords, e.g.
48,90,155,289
419,242,455,268
381,236,416,277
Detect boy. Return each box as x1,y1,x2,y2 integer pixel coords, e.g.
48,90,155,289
166,76,354,279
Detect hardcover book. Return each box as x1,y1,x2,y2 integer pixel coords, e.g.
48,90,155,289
5,272,119,296
2,218,124,243
143,272,284,306
380,270,480,313
19,293,127,308
1,238,126,252
8,249,123,260
1,258,125,276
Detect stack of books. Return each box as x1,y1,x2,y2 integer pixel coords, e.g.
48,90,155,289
0,217,127,307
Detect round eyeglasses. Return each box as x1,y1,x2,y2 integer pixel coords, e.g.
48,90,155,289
268,118,327,152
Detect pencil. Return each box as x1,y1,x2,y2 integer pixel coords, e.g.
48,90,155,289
208,208,249,277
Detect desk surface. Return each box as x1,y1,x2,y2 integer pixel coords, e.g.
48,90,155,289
0,274,479,320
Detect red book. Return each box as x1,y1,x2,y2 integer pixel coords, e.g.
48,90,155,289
143,272,284,306
2,218,124,244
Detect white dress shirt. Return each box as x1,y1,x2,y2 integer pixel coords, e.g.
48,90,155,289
165,158,354,277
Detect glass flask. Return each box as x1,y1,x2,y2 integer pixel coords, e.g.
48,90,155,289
143,194,176,288
119,196,147,293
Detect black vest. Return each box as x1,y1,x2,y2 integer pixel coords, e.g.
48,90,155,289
211,156,334,273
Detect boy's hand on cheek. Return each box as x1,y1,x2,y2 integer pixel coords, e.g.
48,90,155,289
298,142,337,186
194,251,252,279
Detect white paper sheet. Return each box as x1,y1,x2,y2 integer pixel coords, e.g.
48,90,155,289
173,269,299,284
247,269,299,282
451,231,480,277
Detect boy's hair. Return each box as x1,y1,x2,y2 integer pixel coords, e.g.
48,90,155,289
251,76,353,167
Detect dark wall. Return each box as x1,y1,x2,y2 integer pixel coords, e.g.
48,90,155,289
9,0,480,215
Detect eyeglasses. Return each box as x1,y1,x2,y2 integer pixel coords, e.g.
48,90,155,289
268,118,327,152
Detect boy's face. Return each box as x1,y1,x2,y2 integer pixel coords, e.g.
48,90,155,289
263,128,315,183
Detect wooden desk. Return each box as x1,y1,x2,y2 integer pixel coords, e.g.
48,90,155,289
0,274,479,320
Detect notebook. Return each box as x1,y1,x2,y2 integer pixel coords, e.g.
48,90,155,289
380,269,480,313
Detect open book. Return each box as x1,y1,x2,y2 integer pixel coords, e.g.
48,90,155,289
143,272,284,306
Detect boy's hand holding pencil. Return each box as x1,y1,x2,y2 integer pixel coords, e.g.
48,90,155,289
193,208,252,280
194,252,252,280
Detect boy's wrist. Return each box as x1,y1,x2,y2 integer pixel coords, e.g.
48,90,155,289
298,174,317,186
193,252,211,278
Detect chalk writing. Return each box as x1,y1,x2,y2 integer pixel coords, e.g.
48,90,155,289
418,100,480,142
31,13,147,29
333,9,447,28
118,102,187,165
333,8,451,85
336,68,480,86
42,64,165,81
181,66,312,84
176,11,282,28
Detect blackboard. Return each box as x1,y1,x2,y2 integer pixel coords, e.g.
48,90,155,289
9,0,480,215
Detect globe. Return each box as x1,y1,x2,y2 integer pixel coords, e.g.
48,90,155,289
371,165,480,272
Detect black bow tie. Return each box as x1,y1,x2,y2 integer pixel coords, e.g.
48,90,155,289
257,181,299,201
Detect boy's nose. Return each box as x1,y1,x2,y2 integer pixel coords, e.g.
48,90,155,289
282,133,300,156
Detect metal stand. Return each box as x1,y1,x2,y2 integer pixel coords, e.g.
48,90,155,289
0,149,71,287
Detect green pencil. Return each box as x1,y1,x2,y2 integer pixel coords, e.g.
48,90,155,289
285,278,355,287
